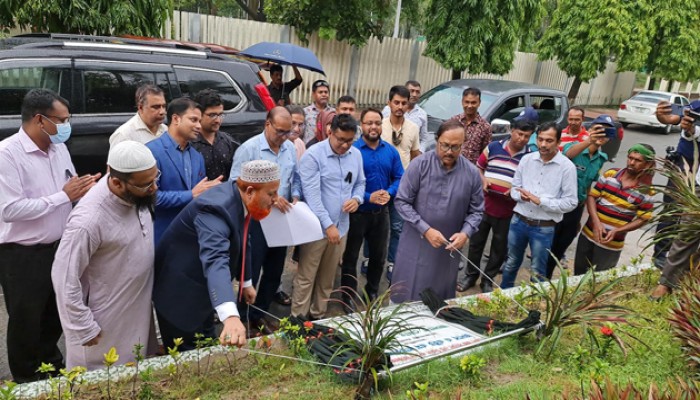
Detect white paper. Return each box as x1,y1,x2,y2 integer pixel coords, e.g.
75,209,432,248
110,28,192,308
260,201,324,247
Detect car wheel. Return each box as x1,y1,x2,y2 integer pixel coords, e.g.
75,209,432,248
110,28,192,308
620,122,629,128
663,124,673,135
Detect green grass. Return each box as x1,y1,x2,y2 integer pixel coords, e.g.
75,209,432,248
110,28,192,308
45,271,692,399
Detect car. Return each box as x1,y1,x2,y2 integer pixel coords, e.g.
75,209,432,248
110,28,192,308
418,78,622,160
617,90,690,134
0,33,275,175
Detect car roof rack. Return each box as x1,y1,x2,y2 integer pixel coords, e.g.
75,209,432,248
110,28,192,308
13,33,206,52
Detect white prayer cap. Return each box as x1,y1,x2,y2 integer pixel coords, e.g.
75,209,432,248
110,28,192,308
107,141,157,173
239,160,280,183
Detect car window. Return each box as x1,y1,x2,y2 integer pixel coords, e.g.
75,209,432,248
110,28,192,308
82,70,156,113
418,85,496,120
491,95,525,121
174,67,242,110
682,97,690,106
673,96,683,105
630,94,670,103
0,65,70,116
531,95,563,123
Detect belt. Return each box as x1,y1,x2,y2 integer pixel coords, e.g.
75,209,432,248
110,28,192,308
0,241,60,250
515,213,556,227
358,207,387,215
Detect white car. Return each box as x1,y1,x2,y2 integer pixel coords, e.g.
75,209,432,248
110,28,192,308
618,90,690,134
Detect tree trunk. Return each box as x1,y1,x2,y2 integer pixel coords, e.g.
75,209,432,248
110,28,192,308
648,76,656,90
567,76,582,105
451,69,462,81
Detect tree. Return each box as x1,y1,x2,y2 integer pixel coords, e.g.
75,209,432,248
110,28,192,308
264,0,393,46
643,0,700,89
423,0,545,80
0,0,171,37
537,0,654,103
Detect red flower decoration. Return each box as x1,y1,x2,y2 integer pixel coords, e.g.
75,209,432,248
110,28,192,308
303,321,314,330
600,326,614,337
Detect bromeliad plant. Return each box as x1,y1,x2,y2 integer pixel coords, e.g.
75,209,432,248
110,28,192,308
526,267,648,358
333,285,426,400
668,262,700,371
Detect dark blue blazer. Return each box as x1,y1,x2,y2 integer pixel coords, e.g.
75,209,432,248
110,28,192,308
146,133,206,244
152,182,251,333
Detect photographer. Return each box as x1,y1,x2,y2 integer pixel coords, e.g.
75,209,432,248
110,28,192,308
652,101,700,269
651,104,700,299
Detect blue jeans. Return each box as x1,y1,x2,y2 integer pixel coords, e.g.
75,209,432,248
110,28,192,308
500,215,555,288
387,200,403,263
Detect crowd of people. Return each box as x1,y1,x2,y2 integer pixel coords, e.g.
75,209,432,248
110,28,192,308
1,66,699,382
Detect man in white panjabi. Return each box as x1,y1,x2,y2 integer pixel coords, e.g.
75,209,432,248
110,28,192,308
52,141,160,369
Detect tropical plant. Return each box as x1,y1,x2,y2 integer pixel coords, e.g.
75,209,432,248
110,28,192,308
333,286,426,400
167,338,184,384
103,347,119,400
526,268,647,357
561,376,700,399
669,262,700,371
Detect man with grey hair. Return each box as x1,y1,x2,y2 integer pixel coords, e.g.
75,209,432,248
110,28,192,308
109,84,168,147
53,141,160,370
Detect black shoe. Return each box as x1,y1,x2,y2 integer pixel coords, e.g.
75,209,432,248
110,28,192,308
481,282,493,293
457,276,478,292
274,290,292,306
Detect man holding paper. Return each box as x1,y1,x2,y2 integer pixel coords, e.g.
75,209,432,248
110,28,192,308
229,106,301,336
340,108,403,310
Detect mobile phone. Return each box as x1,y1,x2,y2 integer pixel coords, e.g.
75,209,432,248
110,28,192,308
688,110,700,126
604,127,617,138
671,104,685,117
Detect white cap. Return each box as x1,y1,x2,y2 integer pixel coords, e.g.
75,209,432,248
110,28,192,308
107,141,157,173
239,160,280,183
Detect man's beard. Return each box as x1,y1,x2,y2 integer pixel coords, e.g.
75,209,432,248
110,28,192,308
247,193,272,221
124,190,156,211
363,132,380,142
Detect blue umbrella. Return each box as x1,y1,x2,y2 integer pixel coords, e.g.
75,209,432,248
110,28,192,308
238,42,325,75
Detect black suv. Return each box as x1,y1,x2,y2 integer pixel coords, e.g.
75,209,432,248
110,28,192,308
0,34,274,174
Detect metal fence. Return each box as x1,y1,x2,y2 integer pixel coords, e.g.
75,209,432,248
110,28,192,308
166,11,649,107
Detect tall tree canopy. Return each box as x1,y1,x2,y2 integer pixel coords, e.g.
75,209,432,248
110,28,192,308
264,0,393,46
423,0,544,79
537,0,654,102
643,0,700,88
0,0,171,37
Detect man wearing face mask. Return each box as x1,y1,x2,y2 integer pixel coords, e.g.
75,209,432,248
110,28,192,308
0,89,100,382
52,141,159,370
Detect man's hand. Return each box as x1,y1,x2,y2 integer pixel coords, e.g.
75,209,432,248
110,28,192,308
242,286,257,305
192,175,223,198
601,228,618,244
656,100,680,125
63,173,101,202
424,228,447,249
681,110,696,134
219,317,247,347
274,196,293,213
482,178,491,193
83,331,102,347
445,232,468,251
369,190,390,205
326,225,341,245
591,221,605,243
517,188,541,205
341,198,360,213
587,125,607,146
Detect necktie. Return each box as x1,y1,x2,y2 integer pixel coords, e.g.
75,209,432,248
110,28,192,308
238,214,251,303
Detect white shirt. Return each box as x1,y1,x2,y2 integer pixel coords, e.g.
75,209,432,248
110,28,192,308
382,105,429,150
510,151,578,222
109,114,167,148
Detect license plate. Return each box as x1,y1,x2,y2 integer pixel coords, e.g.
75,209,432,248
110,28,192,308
634,107,648,113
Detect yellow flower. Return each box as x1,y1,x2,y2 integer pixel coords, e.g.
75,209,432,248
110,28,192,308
103,347,119,367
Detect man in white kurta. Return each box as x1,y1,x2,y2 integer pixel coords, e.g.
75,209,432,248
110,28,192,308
52,141,159,369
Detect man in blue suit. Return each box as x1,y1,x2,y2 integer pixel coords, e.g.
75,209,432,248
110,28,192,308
146,97,223,243
153,160,280,350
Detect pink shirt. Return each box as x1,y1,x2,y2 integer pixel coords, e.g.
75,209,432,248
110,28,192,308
0,128,75,245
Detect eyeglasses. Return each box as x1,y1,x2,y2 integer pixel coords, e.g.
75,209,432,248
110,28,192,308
332,134,355,145
312,80,329,90
438,142,461,153
205,112,225,119
127,170,161,192
269,123,292,137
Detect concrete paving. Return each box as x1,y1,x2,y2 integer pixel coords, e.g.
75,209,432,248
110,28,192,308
0,122,680,381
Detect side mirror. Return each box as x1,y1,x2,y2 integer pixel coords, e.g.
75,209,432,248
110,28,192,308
491,118,511,135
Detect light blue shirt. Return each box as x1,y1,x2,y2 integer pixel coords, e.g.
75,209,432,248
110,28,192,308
510,151,578,222
300,139,366,237
229,132,301,201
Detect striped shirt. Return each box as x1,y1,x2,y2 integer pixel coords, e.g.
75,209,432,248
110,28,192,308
559,126,588,151
477,140,530,218
582,168,653,251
